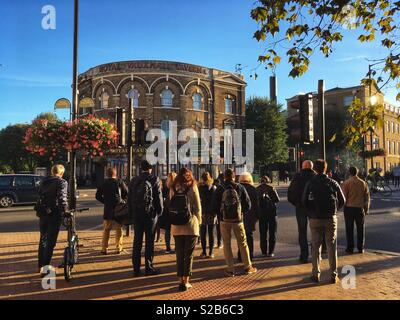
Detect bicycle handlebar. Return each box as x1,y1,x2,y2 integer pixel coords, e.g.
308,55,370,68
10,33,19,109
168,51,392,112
65,207,90,214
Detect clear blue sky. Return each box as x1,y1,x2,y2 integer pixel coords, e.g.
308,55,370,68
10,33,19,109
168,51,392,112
0,0,398,129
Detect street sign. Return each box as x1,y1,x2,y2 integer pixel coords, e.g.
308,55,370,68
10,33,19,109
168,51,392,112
54,98,71,109
79,97,95,108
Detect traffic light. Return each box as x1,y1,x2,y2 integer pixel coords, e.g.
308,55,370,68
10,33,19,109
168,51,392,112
299,94,314,143
288,147,296,162
134,119,146,146
116,108,125,146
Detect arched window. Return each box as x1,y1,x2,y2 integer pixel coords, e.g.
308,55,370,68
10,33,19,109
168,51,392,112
161,89,173,107
193,93,202,110
100,91,109,109
225,95,235,114
127,89,139,108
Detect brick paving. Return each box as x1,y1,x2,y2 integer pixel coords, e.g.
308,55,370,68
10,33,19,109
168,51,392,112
0,230,399,300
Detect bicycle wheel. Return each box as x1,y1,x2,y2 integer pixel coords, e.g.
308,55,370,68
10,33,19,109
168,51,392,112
382,185,393,197
63,248,73,282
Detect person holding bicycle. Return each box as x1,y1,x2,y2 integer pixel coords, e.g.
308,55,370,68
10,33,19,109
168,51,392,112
35,164,68,277
96,167,128,255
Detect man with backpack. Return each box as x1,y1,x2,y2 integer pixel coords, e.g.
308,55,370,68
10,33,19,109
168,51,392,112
257,176,280,257
128,160,163,277
287,160,316,263
95,167,128,255
212,169,257,277
35,164,68,277
302,159,345,284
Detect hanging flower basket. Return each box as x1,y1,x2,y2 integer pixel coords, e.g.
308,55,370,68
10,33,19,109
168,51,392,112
23,115,118,160
358,148,386,159
23,119,64,161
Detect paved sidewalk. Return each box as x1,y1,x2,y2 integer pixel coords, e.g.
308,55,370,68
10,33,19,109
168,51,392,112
0,230,399,300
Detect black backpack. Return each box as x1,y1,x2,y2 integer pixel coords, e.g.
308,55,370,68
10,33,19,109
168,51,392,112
134,178,153,216
168,188,191,225
259,190,275,215
199,184,216,217
307,176,337,217
220,184,242,222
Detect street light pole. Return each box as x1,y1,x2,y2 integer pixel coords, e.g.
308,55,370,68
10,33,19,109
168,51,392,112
127,97,134,183
125,97,134,237
69,0,79,210
318,80,326,161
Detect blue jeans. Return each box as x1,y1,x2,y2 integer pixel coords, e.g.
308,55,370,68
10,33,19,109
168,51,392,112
296,207,309,260
132,218,157,273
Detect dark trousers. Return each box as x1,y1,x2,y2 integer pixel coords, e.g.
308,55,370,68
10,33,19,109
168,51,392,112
259,215,277,255
344,207,365,251
38,212,62,269
174,235,197,277
132,219,157,273
200,224,215,255
296,207,309,260
165,226,171,251
155,225,161,242
395,177,400,188
216,220,222,246
238,231,254,261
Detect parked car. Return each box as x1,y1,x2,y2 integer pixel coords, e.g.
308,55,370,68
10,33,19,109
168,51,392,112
0,174,44,208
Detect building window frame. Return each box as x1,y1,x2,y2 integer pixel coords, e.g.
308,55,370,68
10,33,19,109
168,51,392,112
225,94,236,114
127,88,140,108
192,92,202,111
100,91,110,109
160,88,174,107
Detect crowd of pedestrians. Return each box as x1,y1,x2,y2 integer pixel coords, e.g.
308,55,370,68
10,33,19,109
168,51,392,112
35,158,371,291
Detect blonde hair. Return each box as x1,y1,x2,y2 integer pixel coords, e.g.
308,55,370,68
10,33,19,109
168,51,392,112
239,172,254,185
52,164,65,176
166,172,177,189
201,171,214,186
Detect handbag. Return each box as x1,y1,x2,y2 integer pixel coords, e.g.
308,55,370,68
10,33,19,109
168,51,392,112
114,185,134,226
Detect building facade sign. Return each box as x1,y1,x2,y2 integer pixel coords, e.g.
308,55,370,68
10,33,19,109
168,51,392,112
86,61,210,78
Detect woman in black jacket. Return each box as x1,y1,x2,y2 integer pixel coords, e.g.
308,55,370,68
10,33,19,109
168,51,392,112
198,172,217,258
238,172,259,261
158,172,177,253
96,167,128,255
257,175,280,257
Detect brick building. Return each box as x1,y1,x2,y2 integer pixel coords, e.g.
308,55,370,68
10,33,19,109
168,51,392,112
286,84,400,173
76,60,246,184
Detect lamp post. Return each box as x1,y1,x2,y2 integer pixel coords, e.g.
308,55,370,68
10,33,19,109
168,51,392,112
368,63,379,171
69,0,79,210
318,80,326,161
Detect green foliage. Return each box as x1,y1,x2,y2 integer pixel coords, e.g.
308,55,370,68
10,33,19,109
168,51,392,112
0,124,32,173
251,0,400,99
246,97,288,165
344,98,384,147
35,112,58,122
